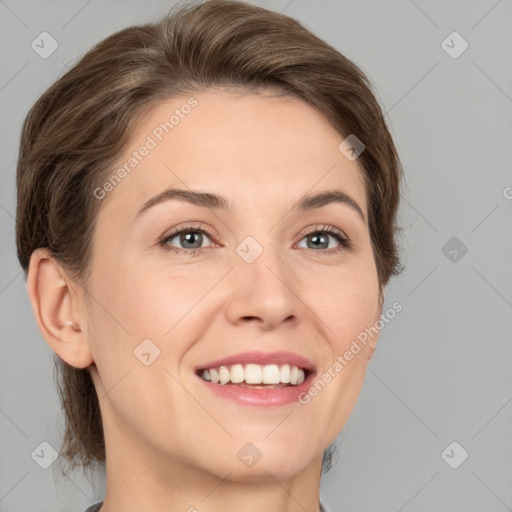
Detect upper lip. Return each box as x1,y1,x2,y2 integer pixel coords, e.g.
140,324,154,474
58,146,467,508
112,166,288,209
195,351,316,373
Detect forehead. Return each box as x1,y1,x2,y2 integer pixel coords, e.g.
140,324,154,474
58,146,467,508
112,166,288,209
98,89,368,220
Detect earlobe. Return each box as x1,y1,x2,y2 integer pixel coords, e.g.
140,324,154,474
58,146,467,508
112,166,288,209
26,248,94,369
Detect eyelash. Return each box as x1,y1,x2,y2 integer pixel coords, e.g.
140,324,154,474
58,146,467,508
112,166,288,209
157,223,350,257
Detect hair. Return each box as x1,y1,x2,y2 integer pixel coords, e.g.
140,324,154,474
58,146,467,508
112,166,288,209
15,0,404,477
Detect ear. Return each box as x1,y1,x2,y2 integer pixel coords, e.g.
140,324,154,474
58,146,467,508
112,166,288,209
26,248,94,369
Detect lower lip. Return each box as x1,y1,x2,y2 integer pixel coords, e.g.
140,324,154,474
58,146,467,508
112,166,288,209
196,372,315,407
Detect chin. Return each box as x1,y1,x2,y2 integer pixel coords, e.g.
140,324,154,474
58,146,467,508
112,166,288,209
215,447,315,482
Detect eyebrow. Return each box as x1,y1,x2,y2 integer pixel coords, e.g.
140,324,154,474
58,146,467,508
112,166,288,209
135,188,366,223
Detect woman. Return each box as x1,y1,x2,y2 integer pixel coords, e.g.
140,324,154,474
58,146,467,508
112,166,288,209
15,1,403,510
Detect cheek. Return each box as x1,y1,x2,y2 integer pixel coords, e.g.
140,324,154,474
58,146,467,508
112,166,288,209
93,258,194,338
91,263,228,380
298,258,379,412
117,269,223,340
334,285,380,352
305,259,381,349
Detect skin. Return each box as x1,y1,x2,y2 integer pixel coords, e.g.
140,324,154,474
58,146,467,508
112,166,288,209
28,88,384,512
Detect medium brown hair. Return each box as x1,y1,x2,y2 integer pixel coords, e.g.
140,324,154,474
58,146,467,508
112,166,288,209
16,0,404,476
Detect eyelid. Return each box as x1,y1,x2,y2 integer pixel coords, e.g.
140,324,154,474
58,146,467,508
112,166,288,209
296,223,347,240
161,222,217,240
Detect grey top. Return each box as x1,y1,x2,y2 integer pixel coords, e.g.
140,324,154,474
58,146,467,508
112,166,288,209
84,500,330,511
84,503,102,512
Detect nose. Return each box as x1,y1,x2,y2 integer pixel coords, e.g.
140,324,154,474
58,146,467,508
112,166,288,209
224,246,302,331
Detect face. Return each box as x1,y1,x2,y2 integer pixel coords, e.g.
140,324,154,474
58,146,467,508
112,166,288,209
84,88,383,482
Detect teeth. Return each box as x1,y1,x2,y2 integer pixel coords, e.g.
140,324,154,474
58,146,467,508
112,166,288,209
280,364,291,383
209,368,219,384
230,364,244,383
245,363,262,384
219,366,230,385
199,363,307,386
290,365,298,385
262,364,280,384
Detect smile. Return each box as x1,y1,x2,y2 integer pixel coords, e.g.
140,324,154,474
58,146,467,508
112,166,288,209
197,363,309,387
194,350,316,406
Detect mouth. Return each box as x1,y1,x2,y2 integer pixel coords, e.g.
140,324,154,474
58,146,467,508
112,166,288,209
193,350,317,406
195,363,312,388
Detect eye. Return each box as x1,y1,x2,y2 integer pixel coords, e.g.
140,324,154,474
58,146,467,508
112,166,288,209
296,225,350,254
158,225,216,256
157,223,350,257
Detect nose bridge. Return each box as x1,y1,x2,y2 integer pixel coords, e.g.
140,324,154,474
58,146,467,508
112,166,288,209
224,234,300,328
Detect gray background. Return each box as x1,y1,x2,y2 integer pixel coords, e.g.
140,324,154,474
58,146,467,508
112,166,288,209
1,0,511,511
